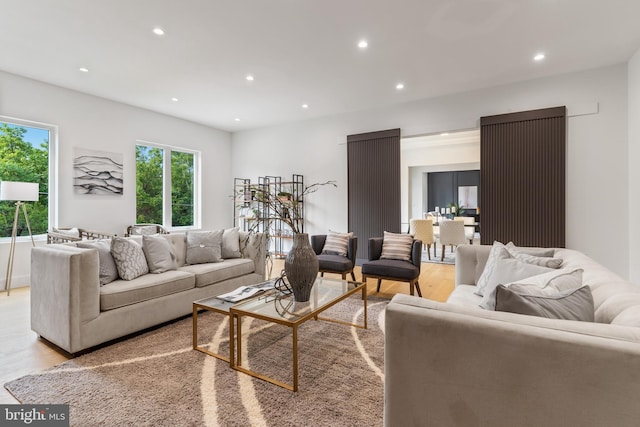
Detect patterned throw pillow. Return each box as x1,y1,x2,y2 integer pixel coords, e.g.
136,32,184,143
110,237,149,281
380,231,413,262
185,230,223,265
321,231,352,256
77,240,119,285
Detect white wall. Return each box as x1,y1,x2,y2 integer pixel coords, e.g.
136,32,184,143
629,49,640,283
232,64,630,278
0,70,231,289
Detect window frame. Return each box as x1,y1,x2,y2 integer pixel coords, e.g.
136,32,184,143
0,115,57,242
135,140,201,231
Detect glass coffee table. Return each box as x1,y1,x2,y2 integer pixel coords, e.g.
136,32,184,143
193,277,367,391
230,277,367,392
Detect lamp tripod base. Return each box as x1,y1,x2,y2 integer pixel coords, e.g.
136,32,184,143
3,202,35,296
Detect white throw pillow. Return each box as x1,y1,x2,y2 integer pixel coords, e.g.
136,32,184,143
479,258,553,310
475,241,509,296
380,231,413,262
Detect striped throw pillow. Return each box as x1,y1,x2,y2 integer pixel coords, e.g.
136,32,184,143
322,231,352,256
380,231,413,261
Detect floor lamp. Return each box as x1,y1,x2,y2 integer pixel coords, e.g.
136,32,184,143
1,181,39,296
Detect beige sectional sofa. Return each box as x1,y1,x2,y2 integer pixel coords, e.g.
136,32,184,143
30,231,265,354
385,244,640,427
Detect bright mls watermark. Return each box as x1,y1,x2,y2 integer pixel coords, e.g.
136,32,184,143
1,405,69,426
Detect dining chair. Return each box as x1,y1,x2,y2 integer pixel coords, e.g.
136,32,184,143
438,220,466,261
409,218,435,260
454,216,475,244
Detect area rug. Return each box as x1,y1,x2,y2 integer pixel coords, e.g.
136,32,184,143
423,249,456,265
5,296,386,427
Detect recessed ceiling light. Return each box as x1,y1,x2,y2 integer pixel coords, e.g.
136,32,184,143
153,27,165,36
302,104,309,109
79,67,89,73
441,132,449,136
534,53,545,61
171,97,178,102
396,83,405,90
246,75,255,81
358,40,368,49
234,118,241,122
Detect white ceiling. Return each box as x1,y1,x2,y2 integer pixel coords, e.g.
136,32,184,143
1,0,640,133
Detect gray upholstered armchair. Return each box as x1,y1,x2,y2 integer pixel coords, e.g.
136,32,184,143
311,234,358,281
361,236,422,296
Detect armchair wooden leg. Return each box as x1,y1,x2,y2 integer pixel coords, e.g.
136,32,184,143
351,271,356,281
341,273,346,280
376,278,382,293
409,281,415,296
414,280,422,298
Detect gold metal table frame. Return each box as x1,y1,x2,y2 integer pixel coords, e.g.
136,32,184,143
229,278,367,392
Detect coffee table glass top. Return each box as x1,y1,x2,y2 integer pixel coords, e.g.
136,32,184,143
232,277,363,324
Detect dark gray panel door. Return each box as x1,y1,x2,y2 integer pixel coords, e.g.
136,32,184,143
348,129,401,261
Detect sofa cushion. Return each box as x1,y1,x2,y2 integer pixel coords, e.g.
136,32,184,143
479,258,552,310
178,258,255,288
222,227,242,259
100,270,195,311
495,284,595,322
77,240,119,285
142,235,177,273
186,230,223,264
380,231,413,261
111,237,149,280
362,259,419,280
446,285,482,306
317,253,352,271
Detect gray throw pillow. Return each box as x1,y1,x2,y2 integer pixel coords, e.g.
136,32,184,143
186,230,223,264
142,235,177,273
77,240,119,285
110,237,149,280
221,227,242,259
495,283,594,322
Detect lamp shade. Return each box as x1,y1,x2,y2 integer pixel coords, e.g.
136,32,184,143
0,181,39,202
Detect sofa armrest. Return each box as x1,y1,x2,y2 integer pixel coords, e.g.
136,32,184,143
239,231,266,278
30,246,100,353
385,294,640,427
455,244,491,287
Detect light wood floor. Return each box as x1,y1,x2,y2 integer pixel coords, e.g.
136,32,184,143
0,260,454,403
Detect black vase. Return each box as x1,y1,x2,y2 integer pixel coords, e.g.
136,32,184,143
284,233,319,302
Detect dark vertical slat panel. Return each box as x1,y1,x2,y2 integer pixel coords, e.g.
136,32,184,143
480,107,566,247
347,129,401,260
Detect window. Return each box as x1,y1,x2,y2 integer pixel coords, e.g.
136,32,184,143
135,142,199,229
0,117,55,238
